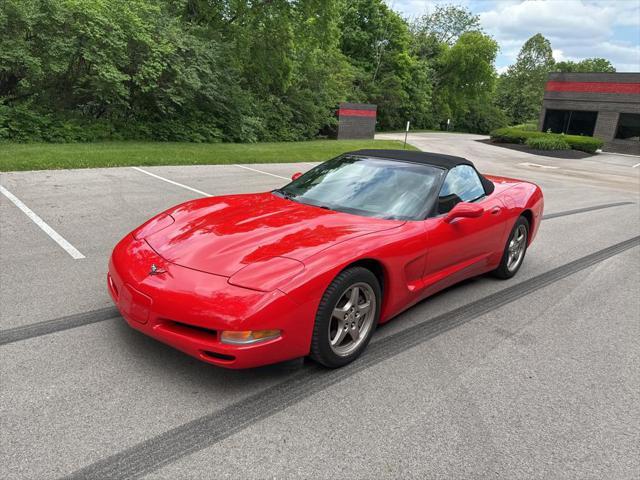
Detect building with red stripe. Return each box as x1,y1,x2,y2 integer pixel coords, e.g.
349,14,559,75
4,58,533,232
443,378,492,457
337,103,377,139
539,72,639,155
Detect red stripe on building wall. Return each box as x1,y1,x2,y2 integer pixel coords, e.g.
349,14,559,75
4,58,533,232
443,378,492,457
546,81,640,94
338,108,377,118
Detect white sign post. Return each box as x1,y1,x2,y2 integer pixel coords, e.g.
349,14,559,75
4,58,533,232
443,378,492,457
403,121,410,149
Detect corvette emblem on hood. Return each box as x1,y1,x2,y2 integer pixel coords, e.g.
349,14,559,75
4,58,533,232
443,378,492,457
149,263,165,276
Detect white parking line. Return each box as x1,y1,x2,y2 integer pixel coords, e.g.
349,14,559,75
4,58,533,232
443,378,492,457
632,163,640,169
233,164,289,180
518,162,559,170
0,185,85,259
131,167,211,196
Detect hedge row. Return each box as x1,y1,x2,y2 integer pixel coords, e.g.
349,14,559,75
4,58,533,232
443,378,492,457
490,127,604,153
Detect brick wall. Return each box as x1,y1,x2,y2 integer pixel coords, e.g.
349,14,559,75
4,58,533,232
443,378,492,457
337,103,376,140
593,111,619,141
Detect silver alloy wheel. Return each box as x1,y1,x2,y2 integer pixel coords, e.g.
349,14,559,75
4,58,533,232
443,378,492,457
507,224,527,272
329,282,376,357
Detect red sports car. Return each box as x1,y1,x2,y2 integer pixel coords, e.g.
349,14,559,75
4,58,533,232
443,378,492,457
108,150,543,369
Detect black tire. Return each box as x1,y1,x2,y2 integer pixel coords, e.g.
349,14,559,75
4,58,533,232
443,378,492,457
310,267,381,368
492,216,530,279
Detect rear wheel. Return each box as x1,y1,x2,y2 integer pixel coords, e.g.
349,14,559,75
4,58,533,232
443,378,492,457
493,216,529,279
310,267,381,368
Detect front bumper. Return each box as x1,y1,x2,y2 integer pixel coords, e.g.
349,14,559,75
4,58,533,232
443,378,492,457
108,235,314,369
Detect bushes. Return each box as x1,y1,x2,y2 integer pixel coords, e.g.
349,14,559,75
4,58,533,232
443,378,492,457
489,127,541,144
563,135,604,153
0,105,224,143
512,122,538,131
490,127,604,154
525,136,569,150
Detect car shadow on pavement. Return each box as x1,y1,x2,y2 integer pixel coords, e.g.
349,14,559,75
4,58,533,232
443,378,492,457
111,318,307,390
110,270,512,390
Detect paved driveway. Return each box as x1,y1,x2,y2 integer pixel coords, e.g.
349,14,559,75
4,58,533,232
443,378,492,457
1,134,639,479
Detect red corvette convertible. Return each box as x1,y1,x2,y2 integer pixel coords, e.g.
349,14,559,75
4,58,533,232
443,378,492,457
108,150,543,369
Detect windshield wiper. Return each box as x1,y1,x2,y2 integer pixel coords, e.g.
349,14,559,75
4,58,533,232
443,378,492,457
273,189,297,201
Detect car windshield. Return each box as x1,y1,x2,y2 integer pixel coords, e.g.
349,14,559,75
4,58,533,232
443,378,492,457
274,155,445,220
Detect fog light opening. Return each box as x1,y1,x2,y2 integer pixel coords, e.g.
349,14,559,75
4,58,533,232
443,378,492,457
202,351,236,362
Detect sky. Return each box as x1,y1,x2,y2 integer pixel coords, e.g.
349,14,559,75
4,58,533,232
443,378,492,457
388,0,640,72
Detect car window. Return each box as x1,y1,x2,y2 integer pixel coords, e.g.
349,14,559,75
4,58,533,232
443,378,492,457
276,155,445,220
437,165,485,214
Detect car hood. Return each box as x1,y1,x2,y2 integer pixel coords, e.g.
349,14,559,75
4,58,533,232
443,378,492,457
144,192,404,277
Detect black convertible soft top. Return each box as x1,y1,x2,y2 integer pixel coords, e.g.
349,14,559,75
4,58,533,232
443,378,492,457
347,149,495,195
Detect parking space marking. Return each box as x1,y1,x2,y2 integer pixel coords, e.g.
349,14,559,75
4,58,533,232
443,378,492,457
64,235,640,480
632,162,640,169
131,167,212,197
0,185,86,259
233,164,289,180
518,162,559,169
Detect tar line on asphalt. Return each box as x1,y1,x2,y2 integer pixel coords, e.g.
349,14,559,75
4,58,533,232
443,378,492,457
0,307,120,346
0,200,635,347
541,201,633,220
63,234,640,480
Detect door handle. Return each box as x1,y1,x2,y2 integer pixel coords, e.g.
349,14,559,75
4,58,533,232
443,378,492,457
490,206,502,215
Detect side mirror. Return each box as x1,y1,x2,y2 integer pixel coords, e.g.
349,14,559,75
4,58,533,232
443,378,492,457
291,172,302,181
445,202,484,223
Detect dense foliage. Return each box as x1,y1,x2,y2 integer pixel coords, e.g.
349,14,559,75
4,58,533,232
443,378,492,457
0,1,617,143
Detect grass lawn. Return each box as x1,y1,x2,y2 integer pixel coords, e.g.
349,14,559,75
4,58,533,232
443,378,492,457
0,139,417,172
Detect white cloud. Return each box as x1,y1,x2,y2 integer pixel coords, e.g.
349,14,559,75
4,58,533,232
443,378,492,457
481,1,613,40
589,0,640,27
481,0,640,71
390,0,640,71
553,49,566,62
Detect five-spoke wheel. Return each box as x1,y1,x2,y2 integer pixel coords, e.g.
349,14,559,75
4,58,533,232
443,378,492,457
493,215,530,279
311,267,381,368
506,223,527,272
329,283,376,357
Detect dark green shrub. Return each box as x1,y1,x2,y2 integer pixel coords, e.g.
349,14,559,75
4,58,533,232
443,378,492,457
562,135,603,153
489,127,544,144
525,136,570,150
490,127,603,154
512,122,538,131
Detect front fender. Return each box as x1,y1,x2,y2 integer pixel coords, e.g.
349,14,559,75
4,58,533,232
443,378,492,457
278,222,427,323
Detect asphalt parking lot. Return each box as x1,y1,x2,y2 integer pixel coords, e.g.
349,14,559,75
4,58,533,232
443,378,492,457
1,132,639,479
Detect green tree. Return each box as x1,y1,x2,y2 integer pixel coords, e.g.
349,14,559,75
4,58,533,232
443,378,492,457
437,31,503,132
339,0,421,130
181,0,353,141
407,5,503,133
411,4,481,47
496,33,555,124
1,0,240,141
554,57,616,73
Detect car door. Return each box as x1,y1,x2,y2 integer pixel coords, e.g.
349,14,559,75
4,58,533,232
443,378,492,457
421,165,507,294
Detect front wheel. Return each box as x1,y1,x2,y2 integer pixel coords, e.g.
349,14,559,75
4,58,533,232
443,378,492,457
310,267,381,368
493,216,529,279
